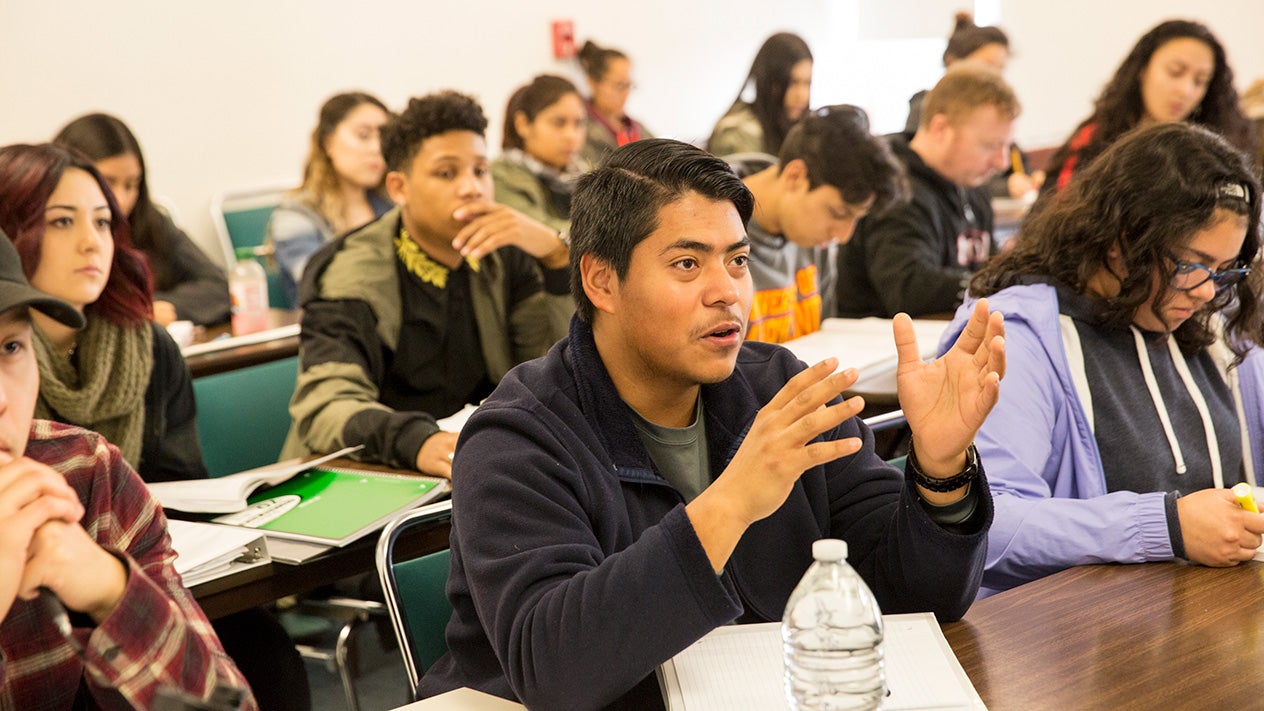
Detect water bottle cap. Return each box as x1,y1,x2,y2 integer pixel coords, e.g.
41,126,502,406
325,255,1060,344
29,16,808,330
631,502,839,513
234,246,258,261
812,538,847,562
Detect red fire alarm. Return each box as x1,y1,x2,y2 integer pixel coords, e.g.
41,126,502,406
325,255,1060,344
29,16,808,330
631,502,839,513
552,20,575,59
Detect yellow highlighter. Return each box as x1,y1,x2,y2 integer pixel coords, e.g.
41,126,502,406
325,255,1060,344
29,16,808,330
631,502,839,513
1233,482,1260,513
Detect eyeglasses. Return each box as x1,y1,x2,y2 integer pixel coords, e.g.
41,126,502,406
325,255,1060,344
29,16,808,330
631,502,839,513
1166,252,1252,292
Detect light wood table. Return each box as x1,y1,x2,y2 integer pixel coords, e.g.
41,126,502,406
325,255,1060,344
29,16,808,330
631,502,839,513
943,561,1264,709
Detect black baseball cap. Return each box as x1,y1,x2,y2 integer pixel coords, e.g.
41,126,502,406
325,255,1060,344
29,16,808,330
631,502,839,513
0,228,85,329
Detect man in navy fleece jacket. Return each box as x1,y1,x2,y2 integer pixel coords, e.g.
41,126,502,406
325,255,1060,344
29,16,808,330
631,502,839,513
419,138,1007,710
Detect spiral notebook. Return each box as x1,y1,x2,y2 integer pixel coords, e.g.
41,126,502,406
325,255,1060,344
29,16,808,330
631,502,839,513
212,466,449,548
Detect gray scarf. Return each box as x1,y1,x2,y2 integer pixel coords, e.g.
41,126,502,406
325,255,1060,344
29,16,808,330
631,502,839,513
33,317,153,466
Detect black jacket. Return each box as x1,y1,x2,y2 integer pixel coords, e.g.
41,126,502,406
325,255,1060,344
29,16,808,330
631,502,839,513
836,133,994,318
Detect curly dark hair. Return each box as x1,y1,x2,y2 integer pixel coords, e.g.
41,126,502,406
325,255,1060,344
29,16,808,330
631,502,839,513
779,105,908,217
381,91,488,172
973,122,1263,365
1043,20,1255,192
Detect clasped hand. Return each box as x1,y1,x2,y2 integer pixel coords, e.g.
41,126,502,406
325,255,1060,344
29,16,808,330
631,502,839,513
0,457,127,624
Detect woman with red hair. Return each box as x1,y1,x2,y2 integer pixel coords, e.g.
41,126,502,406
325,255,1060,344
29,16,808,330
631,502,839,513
0,141,311,710
0,143,199,480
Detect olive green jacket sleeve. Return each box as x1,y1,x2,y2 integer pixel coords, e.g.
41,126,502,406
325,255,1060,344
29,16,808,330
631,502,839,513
492,159,571,235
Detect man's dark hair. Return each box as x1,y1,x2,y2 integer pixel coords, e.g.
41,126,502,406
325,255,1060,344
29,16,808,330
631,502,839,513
569,138,754,322
779,105,908,216
381,91,488,173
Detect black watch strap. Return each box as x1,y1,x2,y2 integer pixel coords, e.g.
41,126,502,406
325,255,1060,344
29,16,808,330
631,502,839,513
908,443,980,493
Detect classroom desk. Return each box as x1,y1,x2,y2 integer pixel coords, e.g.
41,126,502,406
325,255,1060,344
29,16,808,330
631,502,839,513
184,308,301,378
188,458,451,619
191,514,450,619
942,561,1264,710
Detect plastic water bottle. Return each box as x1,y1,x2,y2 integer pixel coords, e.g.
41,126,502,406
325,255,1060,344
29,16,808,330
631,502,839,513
229,246,269,335
783,538,885,710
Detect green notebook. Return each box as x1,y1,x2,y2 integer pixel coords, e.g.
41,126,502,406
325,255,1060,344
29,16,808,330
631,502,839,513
213,466,450,547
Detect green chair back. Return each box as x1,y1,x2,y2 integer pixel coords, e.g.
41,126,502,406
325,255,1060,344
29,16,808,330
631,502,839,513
211,187,291,308
376,502,455,699
192,356,299,477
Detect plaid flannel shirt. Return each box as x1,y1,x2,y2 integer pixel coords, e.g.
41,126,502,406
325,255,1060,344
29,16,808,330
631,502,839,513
0,420,257,711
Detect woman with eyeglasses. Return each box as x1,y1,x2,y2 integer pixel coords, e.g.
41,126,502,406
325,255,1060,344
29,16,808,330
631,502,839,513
939,122,1264,598
578,40,653,168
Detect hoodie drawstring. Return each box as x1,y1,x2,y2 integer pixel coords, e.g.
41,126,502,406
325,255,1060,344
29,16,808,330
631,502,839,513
1131,327,1188,475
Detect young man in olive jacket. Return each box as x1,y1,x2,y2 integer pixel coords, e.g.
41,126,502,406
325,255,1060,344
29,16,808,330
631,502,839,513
283,91,572,477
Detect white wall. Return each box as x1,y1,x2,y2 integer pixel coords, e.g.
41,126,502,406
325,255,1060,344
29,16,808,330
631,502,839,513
1001,0,1264,146
3,1,1263,265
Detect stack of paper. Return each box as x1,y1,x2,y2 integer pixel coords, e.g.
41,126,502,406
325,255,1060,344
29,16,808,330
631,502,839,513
167,519,270,587
658,613,984,711
179,323,300,357
783,319,949,381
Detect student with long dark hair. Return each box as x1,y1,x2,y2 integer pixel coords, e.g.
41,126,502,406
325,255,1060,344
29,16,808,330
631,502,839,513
53,113,230,326
1043,19,1254,194
708,32,813,156
577,40,653,167
493,74,588,233
941,123,1264,598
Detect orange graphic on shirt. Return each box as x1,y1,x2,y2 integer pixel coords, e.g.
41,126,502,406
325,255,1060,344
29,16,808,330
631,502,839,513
747,265,822,344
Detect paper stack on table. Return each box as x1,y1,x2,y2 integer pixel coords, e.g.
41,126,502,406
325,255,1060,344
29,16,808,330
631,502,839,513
658,613,985,711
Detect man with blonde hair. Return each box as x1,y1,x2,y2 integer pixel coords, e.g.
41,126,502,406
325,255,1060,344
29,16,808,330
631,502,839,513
838,64,1020,318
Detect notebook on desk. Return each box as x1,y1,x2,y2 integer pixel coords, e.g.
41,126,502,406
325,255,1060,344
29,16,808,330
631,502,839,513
211,465,449,548
148,446,360,514
658,613,984,711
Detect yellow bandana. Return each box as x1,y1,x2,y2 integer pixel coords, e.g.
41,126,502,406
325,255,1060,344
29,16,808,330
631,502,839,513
395,227,480,289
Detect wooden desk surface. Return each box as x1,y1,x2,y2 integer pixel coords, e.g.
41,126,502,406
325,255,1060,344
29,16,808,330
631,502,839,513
943,562,1264,709
192,514,450,619
186,309,301,378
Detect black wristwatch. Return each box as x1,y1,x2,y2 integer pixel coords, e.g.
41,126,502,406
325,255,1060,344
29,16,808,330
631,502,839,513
908,442,980,493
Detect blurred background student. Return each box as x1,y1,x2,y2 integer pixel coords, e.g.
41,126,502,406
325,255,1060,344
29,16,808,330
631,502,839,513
266,92,392,305
903,13,1041,199
0,142,310,710
707,32,813,157
578,39,653,167
54,113,231,327
1042,19,1255,194
493,74,588,233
